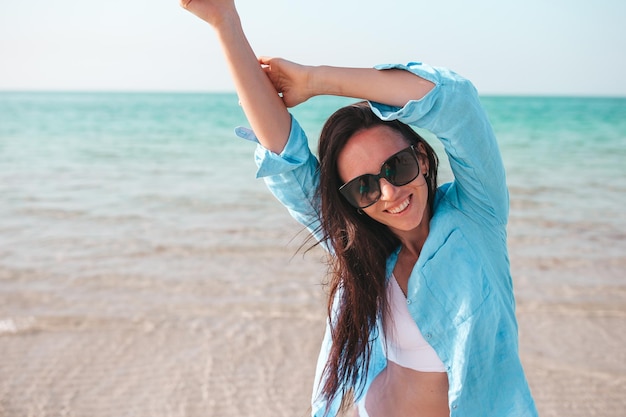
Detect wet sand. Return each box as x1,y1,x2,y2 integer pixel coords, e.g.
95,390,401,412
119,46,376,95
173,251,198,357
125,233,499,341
1,220,625,417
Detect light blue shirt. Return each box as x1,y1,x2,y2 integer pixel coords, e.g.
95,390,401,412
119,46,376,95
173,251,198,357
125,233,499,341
238,62,538,417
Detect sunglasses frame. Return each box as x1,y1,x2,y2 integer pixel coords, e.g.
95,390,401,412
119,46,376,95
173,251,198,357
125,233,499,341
339,145,421,209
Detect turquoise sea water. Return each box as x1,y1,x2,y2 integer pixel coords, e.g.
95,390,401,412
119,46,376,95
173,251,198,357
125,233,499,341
0,92,625,416
1,92,624,284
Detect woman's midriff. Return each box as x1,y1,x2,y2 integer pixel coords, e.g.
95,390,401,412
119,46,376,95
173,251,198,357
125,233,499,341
363,360,450,417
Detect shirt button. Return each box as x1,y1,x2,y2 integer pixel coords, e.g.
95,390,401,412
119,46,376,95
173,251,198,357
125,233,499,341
406,299,412,305
426,333,432,339
452,405,458,409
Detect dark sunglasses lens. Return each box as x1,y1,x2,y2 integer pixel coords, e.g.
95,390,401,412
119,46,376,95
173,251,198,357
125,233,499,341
386,150,420,185
342,175,380,208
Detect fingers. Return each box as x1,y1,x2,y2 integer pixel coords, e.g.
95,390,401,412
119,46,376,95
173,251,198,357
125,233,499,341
180,0,193,9
258,56,275,70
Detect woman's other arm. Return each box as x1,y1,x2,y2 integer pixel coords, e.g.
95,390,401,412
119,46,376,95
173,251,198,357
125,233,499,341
180,0,291,154
259,58,436,108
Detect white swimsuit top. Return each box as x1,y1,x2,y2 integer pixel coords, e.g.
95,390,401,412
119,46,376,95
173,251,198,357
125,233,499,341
383,275,447,372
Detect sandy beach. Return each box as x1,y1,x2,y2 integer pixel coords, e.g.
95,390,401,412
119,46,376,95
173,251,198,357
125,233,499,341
1,215,624,417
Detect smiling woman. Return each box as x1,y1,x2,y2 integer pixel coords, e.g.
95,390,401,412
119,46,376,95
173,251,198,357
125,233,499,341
179,1,539,416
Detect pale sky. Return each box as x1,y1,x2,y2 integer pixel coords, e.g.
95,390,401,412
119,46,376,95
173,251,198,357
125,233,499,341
1,0,625,96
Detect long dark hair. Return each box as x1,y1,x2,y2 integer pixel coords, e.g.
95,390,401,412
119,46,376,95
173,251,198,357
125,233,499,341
315,101,438,415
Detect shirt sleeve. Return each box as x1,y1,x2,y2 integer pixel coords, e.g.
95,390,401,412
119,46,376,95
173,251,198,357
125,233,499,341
369,62,509,225
235,115,326,245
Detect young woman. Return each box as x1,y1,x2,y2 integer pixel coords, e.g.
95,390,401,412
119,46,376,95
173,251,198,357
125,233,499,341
180,1,538,416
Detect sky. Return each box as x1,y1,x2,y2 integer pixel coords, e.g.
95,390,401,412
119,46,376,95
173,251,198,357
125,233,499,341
1,0,625,96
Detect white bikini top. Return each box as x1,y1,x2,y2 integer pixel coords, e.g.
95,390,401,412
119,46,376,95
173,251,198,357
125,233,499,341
383,275,447,372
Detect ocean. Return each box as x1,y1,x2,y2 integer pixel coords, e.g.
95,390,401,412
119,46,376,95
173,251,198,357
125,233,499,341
1,92,625,416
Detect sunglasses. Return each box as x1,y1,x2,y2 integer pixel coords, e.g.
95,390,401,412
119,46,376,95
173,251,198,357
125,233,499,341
339,145,421,209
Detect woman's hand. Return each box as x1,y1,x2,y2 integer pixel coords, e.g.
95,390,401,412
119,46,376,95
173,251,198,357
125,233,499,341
259,57,315,108
179,0,236,28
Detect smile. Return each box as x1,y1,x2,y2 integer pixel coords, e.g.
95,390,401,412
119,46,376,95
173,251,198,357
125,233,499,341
387,195,412,214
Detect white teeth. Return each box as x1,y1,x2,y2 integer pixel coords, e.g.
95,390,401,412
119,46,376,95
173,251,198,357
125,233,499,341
388,197,410,214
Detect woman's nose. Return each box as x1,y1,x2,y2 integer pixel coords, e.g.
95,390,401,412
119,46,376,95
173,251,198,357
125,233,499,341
378,178,400,201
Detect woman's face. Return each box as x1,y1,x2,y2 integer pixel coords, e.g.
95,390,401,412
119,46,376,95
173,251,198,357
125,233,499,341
337,125,430,236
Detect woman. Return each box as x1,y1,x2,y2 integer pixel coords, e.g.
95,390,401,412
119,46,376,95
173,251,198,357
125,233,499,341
180,1,538,416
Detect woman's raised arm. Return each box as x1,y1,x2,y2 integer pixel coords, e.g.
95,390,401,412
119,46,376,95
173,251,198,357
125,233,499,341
180,0,291,154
